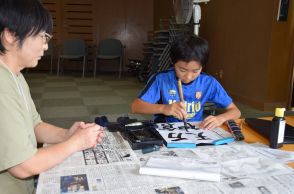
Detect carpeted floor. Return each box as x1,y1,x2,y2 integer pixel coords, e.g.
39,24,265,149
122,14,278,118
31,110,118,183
24,71,279,129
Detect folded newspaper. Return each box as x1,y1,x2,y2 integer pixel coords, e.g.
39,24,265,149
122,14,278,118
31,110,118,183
139,156,221,182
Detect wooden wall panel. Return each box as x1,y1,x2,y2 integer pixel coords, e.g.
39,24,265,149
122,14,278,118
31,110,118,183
63,0,94,43
95,0,153,71
45,4,57,11
65,12,93,19
266,0,294,109
39,0,60,71
96,0,126,41
153,0,173,30
201,1,273,108
67,27,93,34
64,5,93,12
41,0,153,73
65,20,93,26
125,0,154,59
42,0,60,41
201,0,294,110
62,0,95,68
67,0,92,4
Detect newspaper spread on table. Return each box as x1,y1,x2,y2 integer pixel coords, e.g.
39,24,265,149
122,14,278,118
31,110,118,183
37,128,294,194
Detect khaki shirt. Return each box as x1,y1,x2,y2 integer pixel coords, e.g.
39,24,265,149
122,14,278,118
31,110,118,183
0,65,42,194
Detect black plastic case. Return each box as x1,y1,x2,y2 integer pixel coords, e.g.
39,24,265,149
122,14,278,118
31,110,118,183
123,122,163,150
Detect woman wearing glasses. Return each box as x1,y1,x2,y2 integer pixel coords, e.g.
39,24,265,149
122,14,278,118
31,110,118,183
0,0,104,193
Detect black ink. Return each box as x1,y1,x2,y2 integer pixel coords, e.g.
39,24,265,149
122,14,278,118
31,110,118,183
196,132,211,140
168,133,188,141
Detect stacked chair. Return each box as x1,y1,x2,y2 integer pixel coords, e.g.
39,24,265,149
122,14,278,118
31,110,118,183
138,17,193,82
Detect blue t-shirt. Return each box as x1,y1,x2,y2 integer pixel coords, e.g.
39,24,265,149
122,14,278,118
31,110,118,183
138,68,232,122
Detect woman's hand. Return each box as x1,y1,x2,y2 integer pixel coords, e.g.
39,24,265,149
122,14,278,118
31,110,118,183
68,123,104,151
66,122,96,139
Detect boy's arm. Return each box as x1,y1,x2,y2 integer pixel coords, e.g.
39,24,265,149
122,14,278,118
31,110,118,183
200,102,241,130
131,98,187,119
218,102,241,122
131,98,165,114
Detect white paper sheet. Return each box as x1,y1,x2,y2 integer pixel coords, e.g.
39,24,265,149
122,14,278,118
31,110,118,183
139,156,221,182
155,122,233,148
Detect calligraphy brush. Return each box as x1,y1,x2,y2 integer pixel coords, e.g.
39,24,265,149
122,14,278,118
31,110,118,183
177,79,188,131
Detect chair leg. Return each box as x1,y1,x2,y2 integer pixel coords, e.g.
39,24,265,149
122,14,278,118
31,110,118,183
119,57,122,79
93,58,97,78
82,56,86,78
57,57,60,76
50,55,53,74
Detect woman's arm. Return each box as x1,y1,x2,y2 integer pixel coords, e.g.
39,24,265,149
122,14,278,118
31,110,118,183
8,124,104,179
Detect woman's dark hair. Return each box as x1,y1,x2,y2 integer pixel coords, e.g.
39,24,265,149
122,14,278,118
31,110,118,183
170,35,209,66
0,0,53,54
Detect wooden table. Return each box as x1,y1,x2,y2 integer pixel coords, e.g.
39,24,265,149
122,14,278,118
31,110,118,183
224,116,294,168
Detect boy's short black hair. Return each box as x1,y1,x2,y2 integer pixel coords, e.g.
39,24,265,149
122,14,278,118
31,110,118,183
170,35,209,66
0,0,53,54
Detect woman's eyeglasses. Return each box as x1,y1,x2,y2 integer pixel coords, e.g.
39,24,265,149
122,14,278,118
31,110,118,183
40,33,53,44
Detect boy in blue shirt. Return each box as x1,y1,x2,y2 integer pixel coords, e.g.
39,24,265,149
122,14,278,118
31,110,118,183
131,35,241,130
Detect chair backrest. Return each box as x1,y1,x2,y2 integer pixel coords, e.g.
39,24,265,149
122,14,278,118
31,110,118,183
97,39,122,56
62,39,86,56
